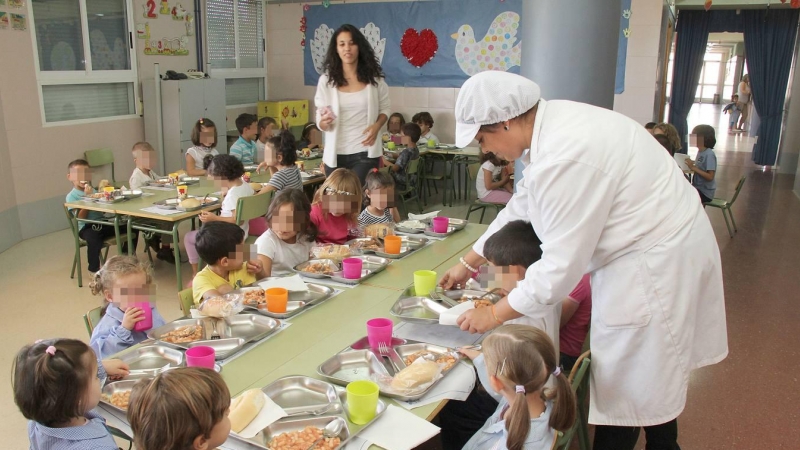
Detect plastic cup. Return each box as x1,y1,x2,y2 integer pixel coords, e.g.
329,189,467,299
383,236,402,254
346,380,380,425
132,302,153,332
366,318,393,350
266,288,288,313
342,258,364,280
414,270,437,296
176,184,188,197
432,217,450,234
386,141,396,150
427,139,437,149
185,346,216,369
103,186,115,201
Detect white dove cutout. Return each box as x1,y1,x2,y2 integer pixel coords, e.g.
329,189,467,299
310,23,386,75
452,11,521,76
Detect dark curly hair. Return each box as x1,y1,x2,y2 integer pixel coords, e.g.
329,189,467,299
323,24,385,88
267,130,298,166
207,154,244,181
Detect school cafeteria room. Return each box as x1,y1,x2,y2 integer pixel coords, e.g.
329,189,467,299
0,0,799,449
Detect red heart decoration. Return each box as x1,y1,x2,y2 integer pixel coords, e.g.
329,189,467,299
792,0,800,8
704,0,712,10
400,28,438,68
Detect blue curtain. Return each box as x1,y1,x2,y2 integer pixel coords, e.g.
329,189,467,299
668,11,710,154
743,9,800,166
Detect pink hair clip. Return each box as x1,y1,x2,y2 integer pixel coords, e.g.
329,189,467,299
552,366,562,377
515,385,525,394
45,346,57,356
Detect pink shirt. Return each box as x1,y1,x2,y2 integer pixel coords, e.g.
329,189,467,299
559,274,592,357
310,203,354,244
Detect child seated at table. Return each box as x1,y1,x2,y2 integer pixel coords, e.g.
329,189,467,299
184,154,255,277
192,221,266,304
685,124,717,204
129,142,174,261
13,339,126,450
128,368,231,450
256,189,317,276
66,159,137,273
412,112,439,147
230,113,259,166
185,118,219,176
311,168,362,244
256,130,303,195
256,116,278,162
89,255,167,359
298,122,322,150
383,122,421,192
476,151,514,204
459,325,576,450
381,112,405,143
359,169,400,226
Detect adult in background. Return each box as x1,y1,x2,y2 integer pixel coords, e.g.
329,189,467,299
315,24,390,185
440,71,728,450
737,74,751,131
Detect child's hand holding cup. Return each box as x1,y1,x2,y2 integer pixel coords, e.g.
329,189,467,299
121,307,145,330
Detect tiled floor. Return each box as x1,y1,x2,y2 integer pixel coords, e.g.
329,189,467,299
2,103,799,449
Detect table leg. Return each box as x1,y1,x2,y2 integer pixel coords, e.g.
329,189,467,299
172,224,182,288
113,215,123,255
126,217,134,256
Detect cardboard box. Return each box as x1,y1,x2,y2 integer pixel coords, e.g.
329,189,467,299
257,100,309,127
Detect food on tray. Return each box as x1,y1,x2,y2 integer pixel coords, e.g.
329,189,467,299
301,147,312,157
180,198,201,209
243,288,266,306
200,296,234,318
88,192,104,199
404,351,458,371
103,390,131,410
391,360,440,390
160,325,203,344
364,223,394,239
229,389,265,433
474,300,493,309
349,238,382,251
249,182,263,191
269,426,341,450
301,262,335,276
397,220,426,230
312,244,351,260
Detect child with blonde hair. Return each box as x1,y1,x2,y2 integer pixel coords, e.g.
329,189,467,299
310,168,362,244
89,255,166,359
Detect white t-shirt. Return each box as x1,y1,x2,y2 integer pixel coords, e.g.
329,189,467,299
336,88,370,156
129,167,160,190
418,131,439,147
255,229,314,275
186,146,219,170
221,182,256,238
476,161,502,199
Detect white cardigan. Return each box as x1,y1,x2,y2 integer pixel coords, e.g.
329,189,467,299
314,73,391,168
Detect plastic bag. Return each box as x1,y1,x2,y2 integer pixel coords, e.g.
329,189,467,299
311,244,352,261
373,359,444,396
198,293,244,318
361,223,395,239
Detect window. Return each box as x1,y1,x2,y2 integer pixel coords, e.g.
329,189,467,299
207,0,267,107
30,0,138,124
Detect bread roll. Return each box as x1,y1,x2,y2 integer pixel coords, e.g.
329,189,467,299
229,389,265,433
200,297,233,317
98,179,110,189
180,198,201,209
249,182,263,192
391,361,440,390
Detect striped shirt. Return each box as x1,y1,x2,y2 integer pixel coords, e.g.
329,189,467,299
28,409,118,450
267,166,303,192
359,208,394,227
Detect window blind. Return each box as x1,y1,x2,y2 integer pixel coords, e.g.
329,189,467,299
86,0,131,71
237,0,264,69
32,0,85,71
207,0,236,69
42,83,135,122
225,78,264,106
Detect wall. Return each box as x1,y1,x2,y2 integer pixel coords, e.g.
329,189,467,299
613,0,665,125
778,39,800,178
0,92,22,253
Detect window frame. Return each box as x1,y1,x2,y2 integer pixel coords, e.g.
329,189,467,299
27,0,140,126
205,0,268,109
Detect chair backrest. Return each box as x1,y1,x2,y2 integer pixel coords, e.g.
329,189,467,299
407,157,421,175
235,193,272,225
728,176,746,205
64,205,81,240
178,288,194,316
552,350,591,450
467,162,481,182
84,148,116,183
83,306,104,337
378,166,391,175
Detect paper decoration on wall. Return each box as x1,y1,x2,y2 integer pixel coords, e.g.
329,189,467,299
143,0,158,18
160,0,170,15
615,0,632,94
8,0,24,8
309,22,385,75
322,0,330,7
704,0,712,11
172,4,190,21
401,29,438,68
0,1,6,7
185,13,194,36
136,23,147,38
453,12,521,76
303,4,310,11
11,13,25,30
361,23,385,62
299,16,307,48
0,12,8,29
139,22,189,56
792,0,800,8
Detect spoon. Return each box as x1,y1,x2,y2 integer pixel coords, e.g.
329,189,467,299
306,420,343,450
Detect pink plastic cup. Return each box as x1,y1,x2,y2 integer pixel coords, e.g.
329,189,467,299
366,318,394,350
185,346,216,369
132,302,153,332
342,258,364,280
432,217,450,234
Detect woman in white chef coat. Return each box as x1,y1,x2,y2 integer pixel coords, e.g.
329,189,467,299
440,72,728,450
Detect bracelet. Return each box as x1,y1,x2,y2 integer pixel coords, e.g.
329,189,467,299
491,304,504,325
460,257,478,274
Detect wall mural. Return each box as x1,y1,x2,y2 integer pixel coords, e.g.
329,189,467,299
136,0,193,56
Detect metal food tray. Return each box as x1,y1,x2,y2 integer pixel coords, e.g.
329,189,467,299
390,296,450,324
433,288,503,308
117,344,184,375
346,238,384,255
243,283,335,319
373,247,413,259
153,198,181,210
101,379,142,413
446,218,468,230
423,225,460,238
239,416,350,449
177,196,220,212
178,177,200,185
96,196,126,204
262,376,342,417
120,189,143,199
147,179,172,187
329,255,390,285
294,259,340,279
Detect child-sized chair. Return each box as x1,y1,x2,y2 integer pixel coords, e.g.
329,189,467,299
551,350,591,450
464,163,506,224
420,153,455,207
178,288,194,317
64,206,116,287
704,175,746,238
397,158,423,217
84,148,121,188
235,194,272,244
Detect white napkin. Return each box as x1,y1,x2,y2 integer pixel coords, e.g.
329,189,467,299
393,362,476,410
232,391,287,439
258,274,309,292
438,301,475,326
408,211,440,221
358,405,440,450
674,153,690,171
393,322,485,349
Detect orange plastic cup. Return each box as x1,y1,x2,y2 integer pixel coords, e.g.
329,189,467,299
266,288,288,313
384,236,402,254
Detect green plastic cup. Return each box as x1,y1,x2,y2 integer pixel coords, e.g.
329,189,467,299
414,270,437,297
346,380,380,424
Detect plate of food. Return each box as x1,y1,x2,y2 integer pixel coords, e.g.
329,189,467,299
346,237,383,254
395,220,427,234
101,379,141,413
294,259,339,279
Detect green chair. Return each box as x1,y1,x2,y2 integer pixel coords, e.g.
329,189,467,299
452,155,481,201
83,306,103,337
396,158,423,217
235,193,273,245
179,288,194,316
704,175,745,238
64,206,115,287
552,350,592,450
420,153,455,207
84,148,121,187
464,163,506,223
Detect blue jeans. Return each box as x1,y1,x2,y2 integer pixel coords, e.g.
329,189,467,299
323,152,380,186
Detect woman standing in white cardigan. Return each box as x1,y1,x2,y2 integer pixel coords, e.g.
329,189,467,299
315,24,390,185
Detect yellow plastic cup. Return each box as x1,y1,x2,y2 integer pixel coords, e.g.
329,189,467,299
266,287,288,313
414,270,437,297
427,140,437,149
383,236,402,254
386,141,396,150
346,380,380,425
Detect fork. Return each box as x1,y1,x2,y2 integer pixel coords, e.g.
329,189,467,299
378,342,399,374
209,318,220,340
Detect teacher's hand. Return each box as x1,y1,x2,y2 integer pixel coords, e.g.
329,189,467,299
319,115,334,132
361,124,380,147
457,307,501,334
439,263,472,290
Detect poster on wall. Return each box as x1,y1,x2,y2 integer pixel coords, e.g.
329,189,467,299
304,0,522,88
0,12,8,29
8,0,23,8
11,13,25,30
